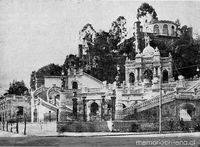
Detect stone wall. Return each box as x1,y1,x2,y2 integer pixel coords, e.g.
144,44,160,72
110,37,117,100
57,121,110,132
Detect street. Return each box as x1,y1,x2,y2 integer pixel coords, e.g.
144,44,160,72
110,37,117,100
0,131,199,146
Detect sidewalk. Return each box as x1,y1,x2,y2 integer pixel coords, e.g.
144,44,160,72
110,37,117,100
55,131,200,137
0,130,26,137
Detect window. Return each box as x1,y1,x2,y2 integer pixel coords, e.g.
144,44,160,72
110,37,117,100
72,81,78,89
163,24,169,35
153,25,160,35
129,73,135,84
171,26,175,36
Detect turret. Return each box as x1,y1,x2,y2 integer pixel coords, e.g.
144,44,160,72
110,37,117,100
153,47,160,62
134,21,142,53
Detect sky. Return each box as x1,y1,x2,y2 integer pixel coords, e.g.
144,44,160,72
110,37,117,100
0,0,200,93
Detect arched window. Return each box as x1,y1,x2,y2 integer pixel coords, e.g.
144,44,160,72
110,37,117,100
180,103,195,121
90,102,99,116
153,25,160,35
17,106,23,116
144,69,153,81
162,70,168,83
122,104,126,109
171,26,175,36
163,24,169,35
72,81,78,89
129,73,135,84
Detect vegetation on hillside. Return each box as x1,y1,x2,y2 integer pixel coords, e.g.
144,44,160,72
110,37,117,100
6,80,28,96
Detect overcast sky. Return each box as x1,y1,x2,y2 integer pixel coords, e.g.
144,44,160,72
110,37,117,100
0,0,200,92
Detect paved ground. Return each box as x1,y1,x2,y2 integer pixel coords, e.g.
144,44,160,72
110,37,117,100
0,130,200,146
0,133,199,146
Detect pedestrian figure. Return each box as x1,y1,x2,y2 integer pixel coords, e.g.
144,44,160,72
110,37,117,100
169,118,174,131
180,118,184,131
40,121,43,131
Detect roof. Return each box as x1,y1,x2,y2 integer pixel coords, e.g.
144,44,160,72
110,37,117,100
150,20,177,26
142,44,155,57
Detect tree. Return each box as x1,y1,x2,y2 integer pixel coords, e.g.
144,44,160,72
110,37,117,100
109,16,128,48
36,63,62,76
79,23,96,51
7,80,28,95
137,2,158,21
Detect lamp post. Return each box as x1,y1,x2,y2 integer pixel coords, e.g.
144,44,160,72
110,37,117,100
159,65,162,134
24,112,26,135
111,90,116,121
72,91,78,119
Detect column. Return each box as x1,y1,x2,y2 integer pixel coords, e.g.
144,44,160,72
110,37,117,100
134,68,138,83
111,96,116,121
139,68,142,82
31,94,34,123
158,67,161,77
58,92,68,121
101,96,105,121
82,97,87,122
153,67,157,77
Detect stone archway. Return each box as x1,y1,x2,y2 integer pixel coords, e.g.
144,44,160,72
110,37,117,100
144,69,153,82
72,81,78,89
122,104,126,109
162,69,168,83
90,102,99,116
179,103,195,121
129,72,135,84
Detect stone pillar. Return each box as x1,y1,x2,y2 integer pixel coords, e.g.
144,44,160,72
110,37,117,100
72,97,78,119
158,67,161,77
31,92,34,123
111,96,116,121
135,68,138,83
139,68,142,82
153,67,157,77
101,96,105,121
58,92,68,121
82,97,87,122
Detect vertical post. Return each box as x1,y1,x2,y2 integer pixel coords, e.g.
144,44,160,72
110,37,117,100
6,121,8,131
2,113,4,131
49,111,51,122
16,117,19,134
101,96,105,121
111,95,116,121
72,92,78,120
82,97,86,122
10,122,12,132
24,113,26,135
159,65,162,133
2,121,4,131
56,109,59,122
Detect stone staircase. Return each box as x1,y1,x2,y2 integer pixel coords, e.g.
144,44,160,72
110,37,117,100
122,79,200,118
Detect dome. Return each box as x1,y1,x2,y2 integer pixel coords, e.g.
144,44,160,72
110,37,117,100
142,44,155,57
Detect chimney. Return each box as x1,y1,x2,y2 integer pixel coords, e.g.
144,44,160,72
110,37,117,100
78,44,83,59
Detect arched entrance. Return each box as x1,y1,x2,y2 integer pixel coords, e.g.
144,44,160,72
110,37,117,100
162,70,168,83
90,102,99,116
33,108,37,122
72,81,78,89
144,69,153,82
122,104,126,109
129,72,135,84
179,103,195,121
